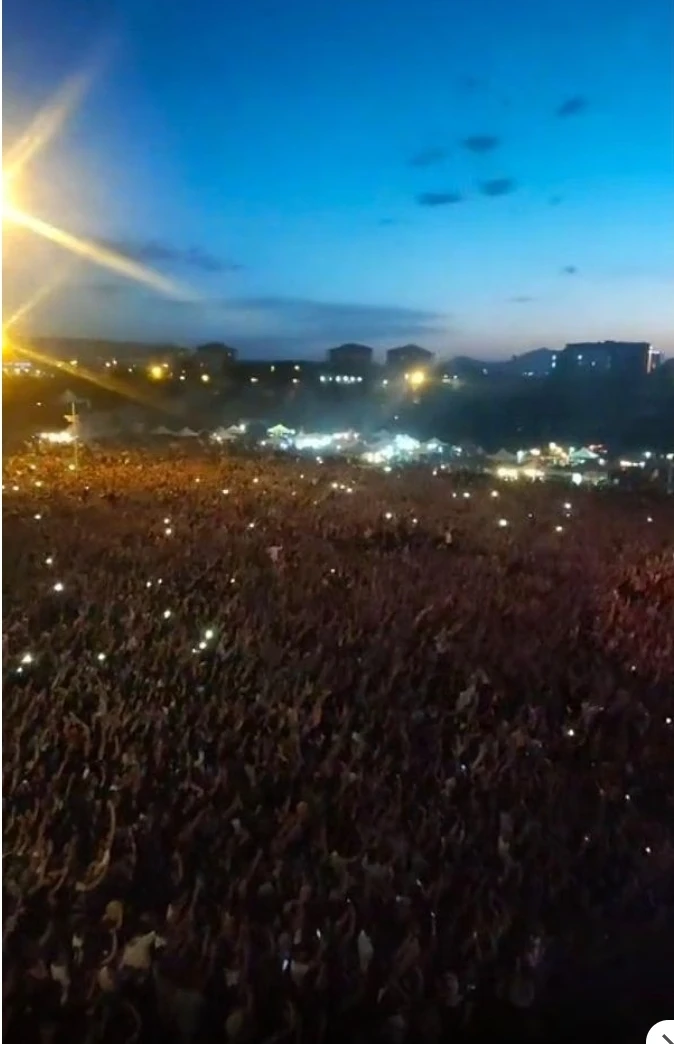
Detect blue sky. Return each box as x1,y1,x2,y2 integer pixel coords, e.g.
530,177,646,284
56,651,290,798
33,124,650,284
3,0,673,358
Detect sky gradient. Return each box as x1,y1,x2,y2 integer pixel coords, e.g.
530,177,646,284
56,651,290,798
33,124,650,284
3,0,674,358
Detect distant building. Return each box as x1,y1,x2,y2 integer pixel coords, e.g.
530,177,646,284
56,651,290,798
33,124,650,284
194,342,238,373
508,348,558,377
559,341,659,378
327,343,373,372
386,344,434,373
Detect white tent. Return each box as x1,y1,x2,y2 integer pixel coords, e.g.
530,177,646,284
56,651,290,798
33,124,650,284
490,448,518,463
569,446,599,462
152,426,173,436
212,426,239,442
178,427,199,437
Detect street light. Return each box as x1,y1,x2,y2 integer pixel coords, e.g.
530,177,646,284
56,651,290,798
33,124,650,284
406,369,426,389
148,364,165,381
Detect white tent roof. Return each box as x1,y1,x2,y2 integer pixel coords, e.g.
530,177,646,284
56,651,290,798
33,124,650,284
570,446,599,461
491,448,518,463
152,426,173,435
178,426,199,437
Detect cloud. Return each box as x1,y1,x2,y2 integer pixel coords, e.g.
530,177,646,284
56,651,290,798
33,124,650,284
478,178,517,197
236,296,450,339
555,96,588,118
416,191,464,207
409,146,449,168
561,265,578,275
508,295,535,303
461,134,500,154
99,238,243,274
18,273,454,356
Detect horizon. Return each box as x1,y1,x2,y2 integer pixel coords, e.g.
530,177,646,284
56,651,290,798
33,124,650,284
3,0,674,357
10,333,665,367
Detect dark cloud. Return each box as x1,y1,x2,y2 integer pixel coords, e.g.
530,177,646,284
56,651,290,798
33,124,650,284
478,178,517,197
416,191,464,207
237,296,449,339
26,286,455,356
99,239,243,274
409,147,449,168
461,134,500,154
508,295,535,303
561,265,578,275
556,96,588,118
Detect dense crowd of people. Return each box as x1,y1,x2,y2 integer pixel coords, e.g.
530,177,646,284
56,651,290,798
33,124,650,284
3,447,674,1043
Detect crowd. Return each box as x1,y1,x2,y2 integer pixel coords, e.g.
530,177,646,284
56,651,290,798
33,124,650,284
3,447,674,1044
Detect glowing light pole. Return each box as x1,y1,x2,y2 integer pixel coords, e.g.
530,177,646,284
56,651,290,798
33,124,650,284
405,369,427,390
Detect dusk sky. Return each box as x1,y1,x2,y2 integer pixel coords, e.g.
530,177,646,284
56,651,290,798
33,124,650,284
3,0,673,358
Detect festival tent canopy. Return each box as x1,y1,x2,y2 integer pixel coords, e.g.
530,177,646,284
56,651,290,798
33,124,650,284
212,426,240,441
267,424,295,437
569,446,600,462
490,448,518,463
